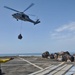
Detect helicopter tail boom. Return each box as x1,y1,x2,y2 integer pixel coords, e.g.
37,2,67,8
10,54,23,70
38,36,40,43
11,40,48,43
34,19,40,25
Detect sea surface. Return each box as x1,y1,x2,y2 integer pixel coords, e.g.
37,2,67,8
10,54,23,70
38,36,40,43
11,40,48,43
0,52,74,57
0,53,42,57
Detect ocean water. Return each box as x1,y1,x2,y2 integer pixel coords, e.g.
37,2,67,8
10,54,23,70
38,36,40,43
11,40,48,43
0,53,42,57
0,52,74,57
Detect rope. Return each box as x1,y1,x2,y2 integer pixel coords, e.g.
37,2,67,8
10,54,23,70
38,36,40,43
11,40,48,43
20,21,23,34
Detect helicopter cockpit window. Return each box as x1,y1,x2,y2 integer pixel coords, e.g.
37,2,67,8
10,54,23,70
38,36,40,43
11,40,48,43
22,14,29,19
22,14,25,18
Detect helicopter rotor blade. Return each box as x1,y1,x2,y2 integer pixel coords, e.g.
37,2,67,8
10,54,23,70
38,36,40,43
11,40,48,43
4,6,20,12
23,3,34,12
28,14,36,17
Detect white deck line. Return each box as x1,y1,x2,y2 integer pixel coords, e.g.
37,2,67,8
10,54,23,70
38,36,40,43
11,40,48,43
54,64,73,75
29,62,65,75
19,57,43,70
49,64,67,75
29,65,54,75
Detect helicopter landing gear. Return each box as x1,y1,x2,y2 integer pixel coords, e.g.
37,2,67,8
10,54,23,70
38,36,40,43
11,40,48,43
18,34,23,40
16,19,18,21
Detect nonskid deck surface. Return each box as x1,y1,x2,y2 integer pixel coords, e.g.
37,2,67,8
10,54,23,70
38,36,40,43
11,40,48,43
1,56,75,75
29,62,74,75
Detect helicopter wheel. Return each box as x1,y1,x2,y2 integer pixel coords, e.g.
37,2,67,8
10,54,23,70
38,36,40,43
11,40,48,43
17,19,18,21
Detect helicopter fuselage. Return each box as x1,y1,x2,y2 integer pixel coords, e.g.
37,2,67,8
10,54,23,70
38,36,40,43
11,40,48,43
4,4,40,25
12,12,30,21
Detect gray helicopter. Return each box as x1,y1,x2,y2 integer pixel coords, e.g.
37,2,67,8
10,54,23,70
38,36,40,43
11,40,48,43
4,3,40,25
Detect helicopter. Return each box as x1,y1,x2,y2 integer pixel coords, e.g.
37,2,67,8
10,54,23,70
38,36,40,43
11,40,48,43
4,3,40,25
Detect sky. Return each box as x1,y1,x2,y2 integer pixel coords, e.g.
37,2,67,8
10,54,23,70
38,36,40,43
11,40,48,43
0,0,75,54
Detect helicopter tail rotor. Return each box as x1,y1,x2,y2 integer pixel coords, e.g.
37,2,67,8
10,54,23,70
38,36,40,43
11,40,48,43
34,19,40,25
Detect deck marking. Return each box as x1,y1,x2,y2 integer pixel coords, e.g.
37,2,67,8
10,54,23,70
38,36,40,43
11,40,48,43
29,62,65,75
19,57,43,70
53,64,73,75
